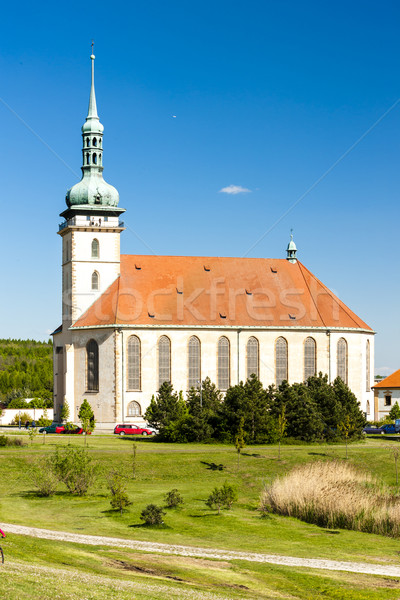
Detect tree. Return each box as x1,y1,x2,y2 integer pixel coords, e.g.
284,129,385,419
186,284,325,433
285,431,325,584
78,399,95,434
144,383,187,437
206,482,237,514
106,469,132,514
140,504,166,526
389,402,400,421
164,489,184,508
185,377,222,442
234,417,246,468
53,447,95,495
338,415,356,459
277,405,287,460
60,400,70,423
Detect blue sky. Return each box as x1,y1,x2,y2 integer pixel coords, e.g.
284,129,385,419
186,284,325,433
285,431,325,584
0,0,398,374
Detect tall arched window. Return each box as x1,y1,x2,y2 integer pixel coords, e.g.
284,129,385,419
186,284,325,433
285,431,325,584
304,337,317,380
188,336,201,389
247,337,259,380
91,271,99,290
86,339,99,391
218,337,230,390
275,337,288,386
337,338,348,384
91,238,99,259
158,336,171,388
127,335,141,390
127,400,141,417
366,340,370,392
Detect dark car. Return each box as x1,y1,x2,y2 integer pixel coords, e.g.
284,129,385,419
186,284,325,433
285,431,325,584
114,424,155,436
39,423,65,434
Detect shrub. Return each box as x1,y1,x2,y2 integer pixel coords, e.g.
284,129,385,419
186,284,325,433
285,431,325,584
140,504,166,526
206,482,237,514
0,435,24,447
29,456,58,496
53,447,95,495
10,412,31,426
164,489,184,508
36,416,52,427
261,460,400,538
106,469,132,514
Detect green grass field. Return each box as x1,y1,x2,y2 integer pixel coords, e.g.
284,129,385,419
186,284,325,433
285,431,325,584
1,432,400,599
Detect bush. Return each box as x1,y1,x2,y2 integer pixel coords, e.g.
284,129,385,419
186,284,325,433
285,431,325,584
0,435,24,447
10,412,31,426
261,460,400,538
36,416,52,427
53,447,96,495
29,456,59,496
140,504,166,526
106,469,132,514
206,482,237,514
164,489,184,508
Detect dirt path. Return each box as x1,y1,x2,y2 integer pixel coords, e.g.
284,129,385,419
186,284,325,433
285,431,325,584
2,522,400,578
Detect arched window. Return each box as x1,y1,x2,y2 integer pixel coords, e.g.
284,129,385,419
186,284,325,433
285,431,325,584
127,400,141,417
247,337,259,380
91,271,99,290
337,338,348,384
86,339,99,391
158,336,171,388
366,340,370,391
91,238,99,259
93,153,97,165
218,336,230,390
304,337,317,380
99,154,102,165
366,400,370,415
275,337,288,386
188,336,201,389
99,138,102,147
86,137,90,147
93,137,97,147
127,335,141,390
86,152,90,165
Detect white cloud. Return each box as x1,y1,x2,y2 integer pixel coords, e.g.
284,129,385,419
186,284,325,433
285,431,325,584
219,184,251,195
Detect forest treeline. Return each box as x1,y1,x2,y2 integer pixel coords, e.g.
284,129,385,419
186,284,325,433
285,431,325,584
0,339,53,406
145,374,366,444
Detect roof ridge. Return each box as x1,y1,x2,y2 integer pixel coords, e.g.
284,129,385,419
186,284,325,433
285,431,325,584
297,262,326,327
298,261,366,329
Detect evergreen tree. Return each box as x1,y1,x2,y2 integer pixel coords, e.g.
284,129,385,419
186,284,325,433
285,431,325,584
144,382,187,433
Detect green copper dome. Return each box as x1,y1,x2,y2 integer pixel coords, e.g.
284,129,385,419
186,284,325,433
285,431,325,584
66,52,119,208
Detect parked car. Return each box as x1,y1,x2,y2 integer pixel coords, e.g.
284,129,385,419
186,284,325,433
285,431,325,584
363,422,400,435
114,424,156,436
39,422,65,434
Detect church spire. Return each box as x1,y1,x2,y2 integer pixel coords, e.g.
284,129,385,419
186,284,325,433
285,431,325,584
286,230,297,263
65,48,119,208
87,42,99,121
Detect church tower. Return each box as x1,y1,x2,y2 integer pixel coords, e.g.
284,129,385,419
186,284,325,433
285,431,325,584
58,49,125,328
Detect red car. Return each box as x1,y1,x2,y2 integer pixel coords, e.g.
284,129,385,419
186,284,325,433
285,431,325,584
114,424,155,436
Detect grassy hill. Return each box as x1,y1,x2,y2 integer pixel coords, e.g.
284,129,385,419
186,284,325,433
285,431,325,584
0,339,53,403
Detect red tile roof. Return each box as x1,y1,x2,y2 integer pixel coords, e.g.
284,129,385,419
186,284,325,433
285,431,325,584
373,369,400,389
72,255,372,330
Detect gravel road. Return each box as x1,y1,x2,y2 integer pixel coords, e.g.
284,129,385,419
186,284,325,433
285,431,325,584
2,523,400,578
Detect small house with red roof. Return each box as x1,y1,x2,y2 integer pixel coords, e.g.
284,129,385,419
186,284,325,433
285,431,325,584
52,54,374,427
372,370,400,421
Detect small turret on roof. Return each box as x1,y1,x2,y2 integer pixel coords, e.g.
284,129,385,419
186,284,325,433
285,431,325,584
286,230,297,263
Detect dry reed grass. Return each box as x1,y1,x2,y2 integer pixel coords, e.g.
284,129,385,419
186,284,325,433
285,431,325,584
261,460,400,537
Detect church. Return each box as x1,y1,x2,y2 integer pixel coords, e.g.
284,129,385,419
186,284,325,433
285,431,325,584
52,53,374,427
